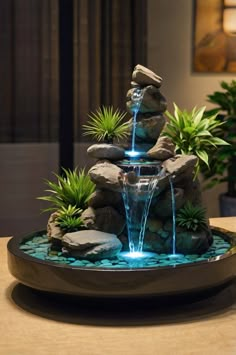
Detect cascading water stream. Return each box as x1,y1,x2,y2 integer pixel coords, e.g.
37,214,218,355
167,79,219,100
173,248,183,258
168,175,182,259
119,165,166,258
169,176,176,255
121,172,158,255
126,87,144,158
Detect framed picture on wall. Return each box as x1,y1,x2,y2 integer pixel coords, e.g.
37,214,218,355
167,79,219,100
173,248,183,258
193,0,236,72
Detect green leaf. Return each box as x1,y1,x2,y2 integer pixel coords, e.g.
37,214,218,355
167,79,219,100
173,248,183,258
210,137,230,145
196,150,209,167
183,126,195,134
193,106,206,126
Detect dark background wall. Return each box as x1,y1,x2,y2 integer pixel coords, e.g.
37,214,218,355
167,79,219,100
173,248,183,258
0,0,147,236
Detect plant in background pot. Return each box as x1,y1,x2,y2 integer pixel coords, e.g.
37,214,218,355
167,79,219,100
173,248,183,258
202,80,236,216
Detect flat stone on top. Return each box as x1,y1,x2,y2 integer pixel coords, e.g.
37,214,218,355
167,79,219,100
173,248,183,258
87,144,125,161
132,64,162,88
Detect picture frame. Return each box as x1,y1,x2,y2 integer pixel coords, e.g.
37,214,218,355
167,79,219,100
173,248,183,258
193,0,236,72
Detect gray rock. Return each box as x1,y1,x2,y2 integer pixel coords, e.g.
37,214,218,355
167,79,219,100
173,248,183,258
88,189,122,209
127,85,167,114
47,212,64,241
134,227,212,255
88,161,123,191
81,206,125,235
146,218,163,233
163,219,186,232
81,207,96,228
143,231,167,254
175,229,213,254
62,230,122,260
162,155,198,182
87,144,125,161
177,177,203,205
132,64,162,88
152,187,185,218
135,115,166,142
95,206,125,235
147,136,176,160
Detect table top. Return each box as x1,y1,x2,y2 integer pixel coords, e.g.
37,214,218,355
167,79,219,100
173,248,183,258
2,217,236,355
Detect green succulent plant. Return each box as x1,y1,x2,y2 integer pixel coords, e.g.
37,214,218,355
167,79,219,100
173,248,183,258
38,167,95,212
162,103,229,176
56,205,85,232
82,105,129,143
176,201,208,232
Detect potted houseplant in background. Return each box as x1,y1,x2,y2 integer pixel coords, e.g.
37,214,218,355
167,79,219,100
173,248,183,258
202,80,236,216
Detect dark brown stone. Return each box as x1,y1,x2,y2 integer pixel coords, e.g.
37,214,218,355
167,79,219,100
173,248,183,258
132,64,162,88
135,115,166,143
147,136,175,160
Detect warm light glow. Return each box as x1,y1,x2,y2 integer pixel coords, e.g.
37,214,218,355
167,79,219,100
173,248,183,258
223,8,236,35
224,0,236,5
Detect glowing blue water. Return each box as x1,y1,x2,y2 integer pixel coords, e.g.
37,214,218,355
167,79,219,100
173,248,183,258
121,168,159,255
131,108,139,153
130,87,144,156
20,232,231,269
169,177,176,255
168,176,183,259
125,150,142,158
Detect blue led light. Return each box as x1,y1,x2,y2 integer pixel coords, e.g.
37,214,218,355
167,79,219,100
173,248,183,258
125,150,142,158
120,251,158,259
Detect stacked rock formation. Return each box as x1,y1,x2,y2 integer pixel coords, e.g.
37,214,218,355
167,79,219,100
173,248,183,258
126,64,167,152
48,64,213,259
83,64,212,256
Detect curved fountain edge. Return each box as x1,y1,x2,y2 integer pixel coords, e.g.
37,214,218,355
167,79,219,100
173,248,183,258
6,227,236,298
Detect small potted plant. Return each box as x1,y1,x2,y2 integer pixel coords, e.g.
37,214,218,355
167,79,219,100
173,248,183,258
202,80,236,215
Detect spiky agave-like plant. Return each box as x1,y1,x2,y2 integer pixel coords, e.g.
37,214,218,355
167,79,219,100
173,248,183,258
38,167,95,212
82,106,130,143
176,201,208,232
55,205,85,232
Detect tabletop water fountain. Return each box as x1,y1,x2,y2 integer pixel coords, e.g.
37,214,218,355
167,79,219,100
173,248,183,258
7,65,236,298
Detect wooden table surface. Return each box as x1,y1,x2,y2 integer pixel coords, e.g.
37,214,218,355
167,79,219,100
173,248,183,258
2,217,236,355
